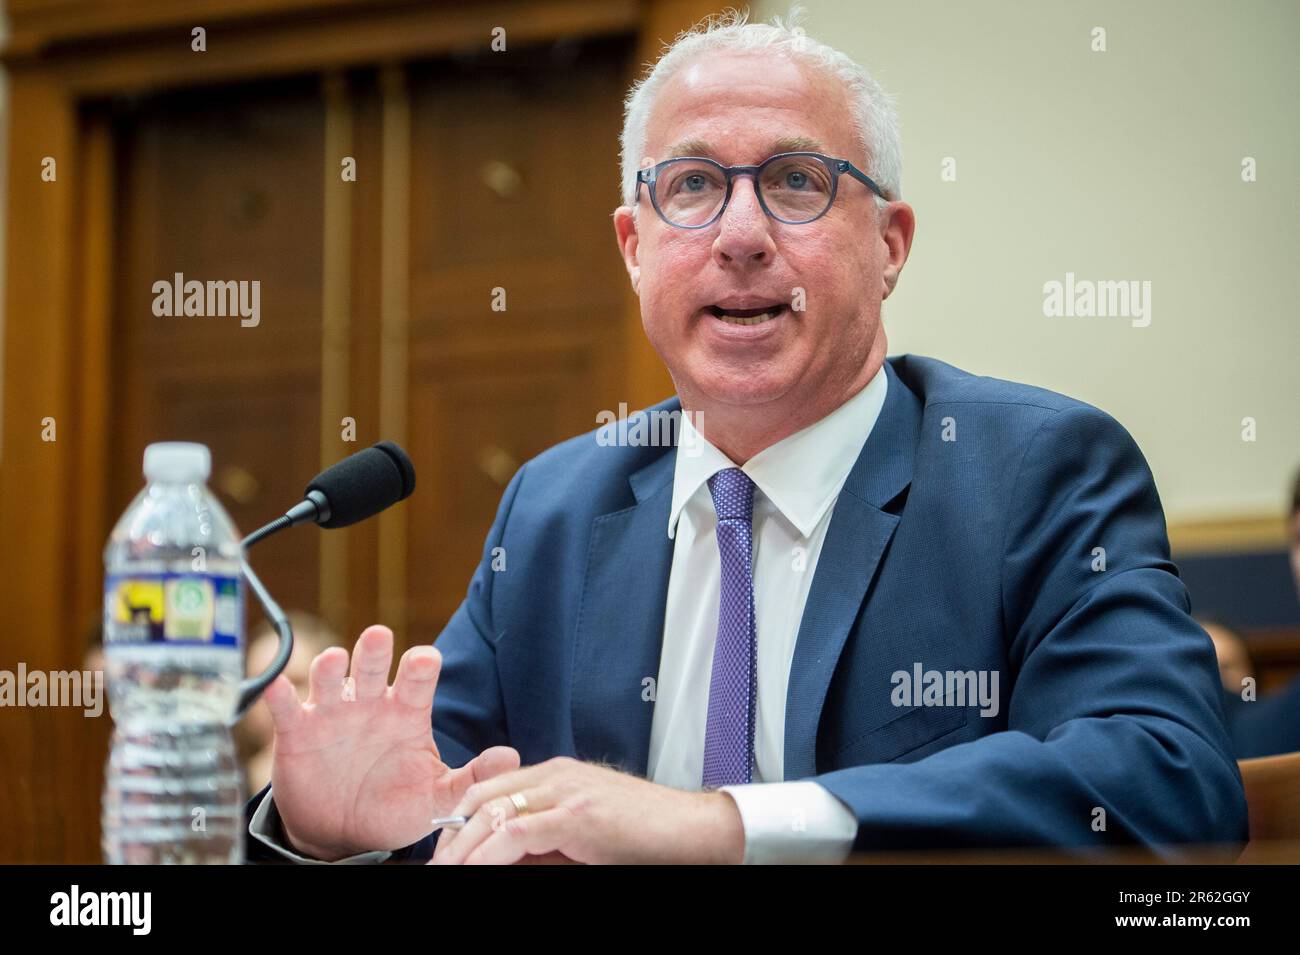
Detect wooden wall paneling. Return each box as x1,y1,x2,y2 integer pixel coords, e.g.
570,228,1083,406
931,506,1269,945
402,37,633,642
405,334,602,639
58,106,119,862
338,71,385,643
377,63,410,646
0,70,81,864
319,70,354,637
110,79,328,619
4,0,394,52
17,1,644,98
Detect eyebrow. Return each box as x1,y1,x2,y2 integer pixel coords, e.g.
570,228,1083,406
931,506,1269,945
664,135,824,160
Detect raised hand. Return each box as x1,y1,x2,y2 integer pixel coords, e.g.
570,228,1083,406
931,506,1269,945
263,625,519,861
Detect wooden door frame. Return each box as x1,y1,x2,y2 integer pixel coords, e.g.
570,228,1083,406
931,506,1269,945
0,0,714,863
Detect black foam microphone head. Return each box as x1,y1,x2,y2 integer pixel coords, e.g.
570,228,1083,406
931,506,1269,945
305,441,416,528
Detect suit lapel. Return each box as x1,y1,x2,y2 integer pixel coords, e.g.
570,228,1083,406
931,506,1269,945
569,442,676,777
783,360,923,779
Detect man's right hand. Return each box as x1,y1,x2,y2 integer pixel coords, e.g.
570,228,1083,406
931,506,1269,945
263,624,519,861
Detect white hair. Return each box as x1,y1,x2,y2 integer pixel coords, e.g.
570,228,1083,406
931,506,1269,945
618,6,902,211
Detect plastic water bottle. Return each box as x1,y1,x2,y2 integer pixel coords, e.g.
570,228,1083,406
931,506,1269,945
102,442,245,864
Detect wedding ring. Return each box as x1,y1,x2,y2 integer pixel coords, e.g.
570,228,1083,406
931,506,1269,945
508,792,530,816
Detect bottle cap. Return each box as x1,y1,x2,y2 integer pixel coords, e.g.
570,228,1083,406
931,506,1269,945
143,442,211,483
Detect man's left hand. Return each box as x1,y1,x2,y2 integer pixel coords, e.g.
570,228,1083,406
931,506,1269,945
428,757,745,864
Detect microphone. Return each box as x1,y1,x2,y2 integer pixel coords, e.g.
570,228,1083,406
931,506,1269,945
233,441,416,717
289,440,416,530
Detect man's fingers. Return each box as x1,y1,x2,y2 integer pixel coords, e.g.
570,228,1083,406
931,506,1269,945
306,646,350,708
432,793,521,865
349,625,394,701
392,645,442,709
262,674,304,734
464,808,575,865
446,746,521,803
472,745,522,781
449,761,555,819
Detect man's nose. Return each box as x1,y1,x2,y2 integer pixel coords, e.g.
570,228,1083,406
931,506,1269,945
712,178,776,268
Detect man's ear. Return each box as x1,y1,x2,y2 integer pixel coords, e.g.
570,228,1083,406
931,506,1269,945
879,201,916,301
613,205,641,294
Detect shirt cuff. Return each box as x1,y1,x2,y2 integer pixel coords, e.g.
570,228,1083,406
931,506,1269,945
718,781,858,864
249,788,393,865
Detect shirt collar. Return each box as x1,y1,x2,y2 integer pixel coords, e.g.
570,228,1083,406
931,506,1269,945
667,364,889,539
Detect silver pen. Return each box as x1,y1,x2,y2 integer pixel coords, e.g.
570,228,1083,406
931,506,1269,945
431,815,470,830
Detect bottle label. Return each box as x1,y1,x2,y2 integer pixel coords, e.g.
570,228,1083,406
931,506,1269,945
104,573,242,648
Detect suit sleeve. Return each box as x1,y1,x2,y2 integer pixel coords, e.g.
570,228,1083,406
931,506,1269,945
815,405,1249,852
383,462,529,862
242,464,528,864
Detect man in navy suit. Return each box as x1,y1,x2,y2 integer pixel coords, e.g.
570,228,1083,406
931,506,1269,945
246,13,1246,864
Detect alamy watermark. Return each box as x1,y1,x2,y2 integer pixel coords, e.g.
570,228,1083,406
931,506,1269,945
1043,272,1151,328
595,405,704,457
151,273,260,327
50,885,150,935
0,664,104,717
891,663,1000,718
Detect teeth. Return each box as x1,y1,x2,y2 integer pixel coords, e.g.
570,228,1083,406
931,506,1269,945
717,309,780,325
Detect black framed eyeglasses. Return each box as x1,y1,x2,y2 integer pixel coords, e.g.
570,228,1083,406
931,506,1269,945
635,151,887,229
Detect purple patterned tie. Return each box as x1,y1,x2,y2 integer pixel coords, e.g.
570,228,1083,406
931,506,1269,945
702,467,758,789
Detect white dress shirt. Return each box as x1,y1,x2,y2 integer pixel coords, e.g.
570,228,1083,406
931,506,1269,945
649,364,887,863
250,365,888,864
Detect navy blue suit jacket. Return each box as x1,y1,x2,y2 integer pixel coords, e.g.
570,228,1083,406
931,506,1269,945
247,355,1247,861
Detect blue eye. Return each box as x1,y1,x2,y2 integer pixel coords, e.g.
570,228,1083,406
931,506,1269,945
683,174,707,192
785,171,809,189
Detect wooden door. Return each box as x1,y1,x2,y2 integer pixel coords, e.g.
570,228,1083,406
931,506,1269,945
402,38,632,641
112,76,327,618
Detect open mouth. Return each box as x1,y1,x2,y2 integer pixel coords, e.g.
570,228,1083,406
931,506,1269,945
705,303,789,326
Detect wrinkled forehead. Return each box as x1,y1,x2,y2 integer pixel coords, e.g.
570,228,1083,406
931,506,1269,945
642,51,861,168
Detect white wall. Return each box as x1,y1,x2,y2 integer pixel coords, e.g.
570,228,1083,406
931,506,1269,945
751,0,1299,525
